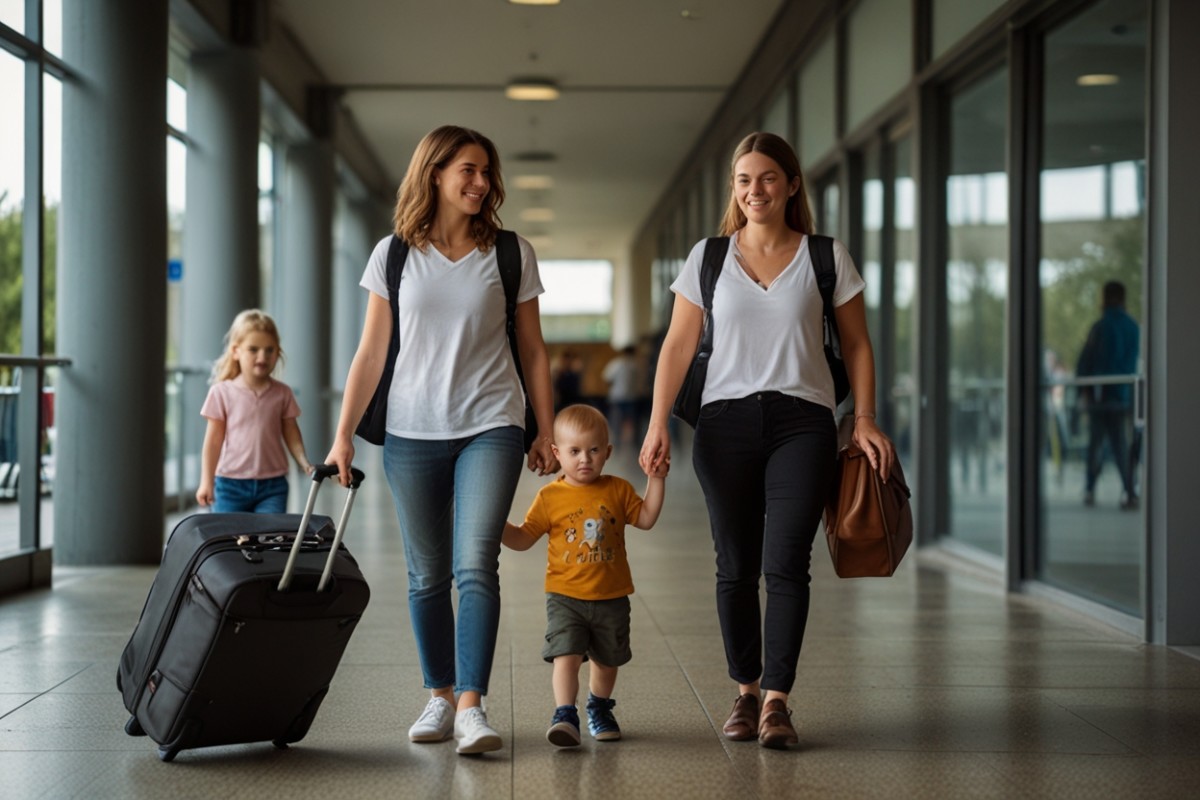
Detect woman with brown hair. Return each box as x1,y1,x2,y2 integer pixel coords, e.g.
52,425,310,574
326,125,557,755
639,132,894,749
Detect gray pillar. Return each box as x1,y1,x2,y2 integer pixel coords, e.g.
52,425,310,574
57,0,168,564
278,143,334,452
332,198,376,388
180,48,262,479
1150,0,1200,645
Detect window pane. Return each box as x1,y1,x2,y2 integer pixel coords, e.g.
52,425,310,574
891,134,916,480
44,0,62,56
538,260,613,343
861,145,882,345
167,78,187,133
0,0,23,35
933,0,1007,59
945,66,1008,557
1,51,24,355
1037,0,1146,615
846,0,912,131
799,35,836,169
762,85,789,139
44,74,61,355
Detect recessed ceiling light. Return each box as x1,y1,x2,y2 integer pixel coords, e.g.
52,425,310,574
520,208,556,222
1077,73,1120,86
505,78,560,101
514,175,555,190
509,0,560,5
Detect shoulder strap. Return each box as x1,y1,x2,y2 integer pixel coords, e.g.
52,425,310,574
699,236,729,312
385,235,409,350
809,234,836,319
495,230,525,384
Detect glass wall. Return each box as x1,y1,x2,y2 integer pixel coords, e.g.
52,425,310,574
890,133,916,481
799,35,836,169
846,0,912,130
1036,0,1147,613
933,0,1007,60
944,66,1008,557
860,144,883,345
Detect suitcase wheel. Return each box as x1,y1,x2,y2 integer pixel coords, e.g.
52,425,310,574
124,715,146,737
272,739,290,750
157,745,179,762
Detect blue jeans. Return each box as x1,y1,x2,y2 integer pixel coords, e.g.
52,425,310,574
383,426,523,695
213,475,289,513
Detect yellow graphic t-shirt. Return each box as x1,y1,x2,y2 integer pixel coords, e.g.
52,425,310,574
515,475,645,601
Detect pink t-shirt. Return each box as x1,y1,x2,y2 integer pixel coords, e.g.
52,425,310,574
200,377,301,480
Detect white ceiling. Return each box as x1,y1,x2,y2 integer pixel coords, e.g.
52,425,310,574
270,0,787,260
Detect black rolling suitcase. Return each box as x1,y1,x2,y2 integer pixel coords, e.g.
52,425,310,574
117,465,371,761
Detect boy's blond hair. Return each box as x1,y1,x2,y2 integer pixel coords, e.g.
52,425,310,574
553,404,609,443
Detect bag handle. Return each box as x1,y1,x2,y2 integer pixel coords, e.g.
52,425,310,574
277,464,365,592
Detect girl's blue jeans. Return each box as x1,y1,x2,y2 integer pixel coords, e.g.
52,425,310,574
383,425,523,695
213,475,289,513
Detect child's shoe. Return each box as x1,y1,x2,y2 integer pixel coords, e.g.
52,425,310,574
586,693,621,741
546,705,581,747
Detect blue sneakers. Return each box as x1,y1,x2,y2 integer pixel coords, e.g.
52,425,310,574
586,693,621,741
547,705,581,747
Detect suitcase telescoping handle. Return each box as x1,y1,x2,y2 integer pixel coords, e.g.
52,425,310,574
277,464,365,593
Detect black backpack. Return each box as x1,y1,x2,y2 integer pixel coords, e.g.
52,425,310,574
355,230,537,450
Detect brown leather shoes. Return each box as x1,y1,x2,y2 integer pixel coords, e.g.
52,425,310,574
722,693,759,741
758,699,798,749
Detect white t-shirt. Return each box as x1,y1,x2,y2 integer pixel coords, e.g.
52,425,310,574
670,232,865,412
360,234,544,439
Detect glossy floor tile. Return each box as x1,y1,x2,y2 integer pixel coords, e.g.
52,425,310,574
1,447,1198,798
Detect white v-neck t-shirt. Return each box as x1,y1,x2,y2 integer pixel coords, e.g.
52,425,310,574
360,234,544,440
670,232,864,412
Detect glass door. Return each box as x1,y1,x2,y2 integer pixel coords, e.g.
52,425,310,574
943,66,1009,557
1036,0,1147,614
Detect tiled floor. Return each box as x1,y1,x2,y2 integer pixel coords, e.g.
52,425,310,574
2,445,1199,798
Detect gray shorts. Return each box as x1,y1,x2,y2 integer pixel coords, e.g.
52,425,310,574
543,592,632,667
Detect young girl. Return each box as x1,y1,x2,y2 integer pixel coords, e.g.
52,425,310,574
196,309,312,513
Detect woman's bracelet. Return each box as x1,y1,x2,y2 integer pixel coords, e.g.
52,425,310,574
855,412,876,420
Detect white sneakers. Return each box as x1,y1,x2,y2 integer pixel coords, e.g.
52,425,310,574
453,706,502,754
408,696,454,742
408,697,502,754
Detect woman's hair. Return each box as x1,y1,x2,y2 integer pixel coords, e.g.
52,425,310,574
211,309,283,383
719,132,815,236
393,125,505,252
553,404,610,444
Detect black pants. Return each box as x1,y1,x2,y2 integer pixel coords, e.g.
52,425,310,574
692,391,837,694
1086,406,1135,496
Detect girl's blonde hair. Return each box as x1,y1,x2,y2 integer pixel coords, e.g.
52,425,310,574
553,404,610,444
719,132,815,237
394,125,505,252
211,309,283,383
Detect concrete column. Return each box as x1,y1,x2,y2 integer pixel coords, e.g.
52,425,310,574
278,143,335,453
332,197,376,389
57,0,168,564
179,48,263,479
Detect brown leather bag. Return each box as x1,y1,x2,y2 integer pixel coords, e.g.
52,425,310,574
824,443,913,578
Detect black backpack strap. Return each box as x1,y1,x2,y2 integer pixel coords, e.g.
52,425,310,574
495,230,538,448
385,235,409,345
694,236,729,360
809,234,851,403
495,230,522,381
355,235,408,444
809,234,838,352
699,237,728,313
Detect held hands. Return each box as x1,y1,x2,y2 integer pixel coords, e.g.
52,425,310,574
527,436,559,476
639,422,671,478
852,415,896,481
